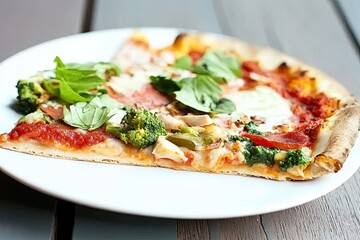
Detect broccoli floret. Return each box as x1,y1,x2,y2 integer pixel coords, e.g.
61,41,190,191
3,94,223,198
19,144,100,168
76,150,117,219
106,108,166,148
16,79,45,115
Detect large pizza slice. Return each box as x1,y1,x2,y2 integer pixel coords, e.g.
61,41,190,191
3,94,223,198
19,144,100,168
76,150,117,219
1,31,359,180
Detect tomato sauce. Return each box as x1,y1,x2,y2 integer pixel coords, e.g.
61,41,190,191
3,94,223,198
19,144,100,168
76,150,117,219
188,51,204,63
240,61,338,149
9,121,111,149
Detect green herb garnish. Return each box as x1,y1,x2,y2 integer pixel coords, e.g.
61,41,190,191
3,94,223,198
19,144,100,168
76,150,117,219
174,51,241,83
63,94,124,130
150,75,235,114
43,56,118,104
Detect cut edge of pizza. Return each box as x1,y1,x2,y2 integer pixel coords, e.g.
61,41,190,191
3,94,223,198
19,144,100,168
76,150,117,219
1,31,359,181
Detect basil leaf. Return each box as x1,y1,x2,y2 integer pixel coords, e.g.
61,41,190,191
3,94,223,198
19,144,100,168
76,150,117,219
173,56,193,71
97,94,125,109
63,95,122,130
59,79,89,104
54,56,65,68
175,78,211,112
66,76,107,91
150,76,180,96
173,52,241,83
65,62,120,79
56,67,97,80
63,103,110,130
43,79,60,97
195,51,241,82
151,74,235,114
193,75,221,100
47,56,115,104
213,98,236,113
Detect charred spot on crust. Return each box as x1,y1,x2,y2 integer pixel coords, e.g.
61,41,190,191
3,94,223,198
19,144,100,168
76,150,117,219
173,33,188,46
278,62,289,70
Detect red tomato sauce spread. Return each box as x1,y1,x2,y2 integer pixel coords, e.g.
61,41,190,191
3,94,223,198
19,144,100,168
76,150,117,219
241,61,339,149
188,51,204,63
9,121,111,149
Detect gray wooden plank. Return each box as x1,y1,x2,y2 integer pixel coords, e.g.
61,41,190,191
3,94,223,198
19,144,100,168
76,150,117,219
214,0,360,239
262,172,360,240
336,0,360,47
73,206,177,240
177,220,210,240
91,0,221,33
0,0,87,62
0,171,56,239
209,217,267,240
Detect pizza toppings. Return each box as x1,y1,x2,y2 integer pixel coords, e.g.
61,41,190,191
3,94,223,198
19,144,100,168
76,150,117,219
105,108,166,149
241,61,338,122
174,51,241,83
223,86,294,132
150,75,235,113
152,136,188,163
40,105,64,120
8,121,110,149
229,136,311,171
107,83,171,109
177,114,213,127
63,95,124,131
16,76,48,115
16,56,120,116
242,132,308,150
2,32,357,181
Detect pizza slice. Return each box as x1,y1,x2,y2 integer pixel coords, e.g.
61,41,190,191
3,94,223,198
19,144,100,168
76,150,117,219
1,31,359,180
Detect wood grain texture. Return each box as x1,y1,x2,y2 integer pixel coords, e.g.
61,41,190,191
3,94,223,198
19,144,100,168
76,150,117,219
91,0,221,33
261,172,360,240
336,0,360,47
0,171,56,240
213,0,360,239
0,0,87,62
177,220,210,240
209,217,267,240
72,206,177,240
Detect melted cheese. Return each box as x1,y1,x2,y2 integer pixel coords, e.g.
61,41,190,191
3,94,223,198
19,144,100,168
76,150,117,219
108,72,151,94
223,86,293,132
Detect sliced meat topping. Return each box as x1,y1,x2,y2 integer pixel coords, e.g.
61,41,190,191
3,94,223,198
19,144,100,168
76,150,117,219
107,83,171,109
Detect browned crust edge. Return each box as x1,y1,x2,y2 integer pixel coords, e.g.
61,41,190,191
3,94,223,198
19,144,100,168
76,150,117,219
313,105,360,172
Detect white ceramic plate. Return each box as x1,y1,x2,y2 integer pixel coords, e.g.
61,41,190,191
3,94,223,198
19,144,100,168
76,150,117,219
0,28,359,219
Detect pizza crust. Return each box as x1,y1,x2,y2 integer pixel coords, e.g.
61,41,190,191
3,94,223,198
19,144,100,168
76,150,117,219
0,139,317,181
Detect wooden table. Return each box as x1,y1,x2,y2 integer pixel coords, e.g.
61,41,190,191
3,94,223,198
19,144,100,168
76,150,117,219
1,0,360,239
